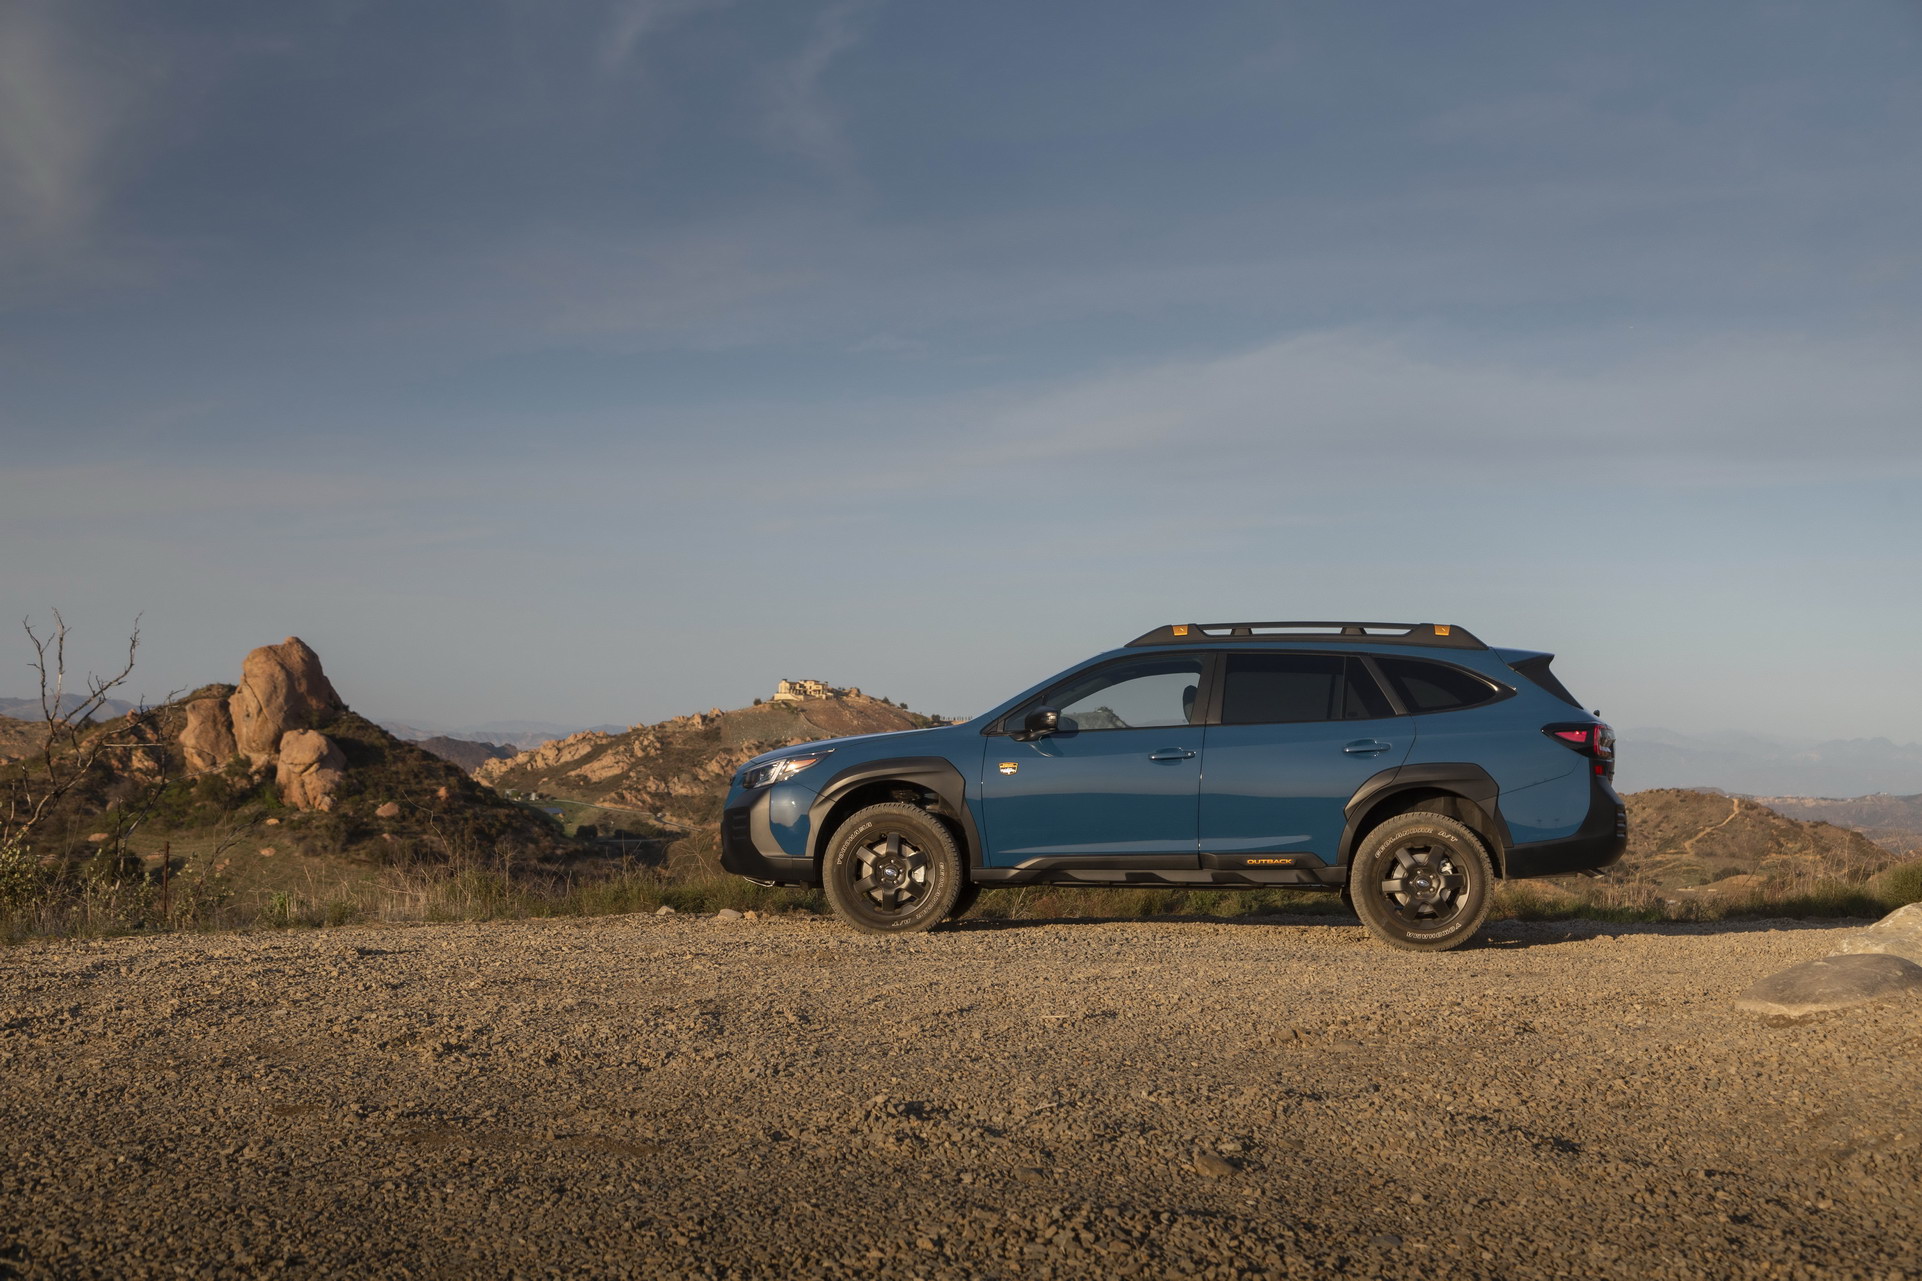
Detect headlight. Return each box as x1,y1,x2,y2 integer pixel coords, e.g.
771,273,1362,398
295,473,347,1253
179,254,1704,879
740,751,832,789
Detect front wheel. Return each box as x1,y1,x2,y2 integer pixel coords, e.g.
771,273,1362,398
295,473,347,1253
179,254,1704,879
1348,812,1494,952
821,803,964,935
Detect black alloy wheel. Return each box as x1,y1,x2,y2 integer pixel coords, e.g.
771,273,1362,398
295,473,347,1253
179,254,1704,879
821,802,964,935
1348,811,1494,952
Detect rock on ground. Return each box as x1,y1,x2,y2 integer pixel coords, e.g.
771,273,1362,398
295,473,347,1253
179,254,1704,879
1,915,1917,1279
1830,902,1922,965
1734,950,1922,1019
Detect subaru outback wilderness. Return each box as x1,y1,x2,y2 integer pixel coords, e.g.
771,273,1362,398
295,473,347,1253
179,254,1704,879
721,621,1625,951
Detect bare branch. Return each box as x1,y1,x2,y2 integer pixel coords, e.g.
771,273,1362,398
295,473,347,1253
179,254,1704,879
4,614,155,856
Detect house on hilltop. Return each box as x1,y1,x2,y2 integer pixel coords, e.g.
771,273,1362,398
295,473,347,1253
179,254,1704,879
771,679,861,702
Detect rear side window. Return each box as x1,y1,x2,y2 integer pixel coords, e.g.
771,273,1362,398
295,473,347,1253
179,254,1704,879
1220,655,1395,724
1375,657,1501,714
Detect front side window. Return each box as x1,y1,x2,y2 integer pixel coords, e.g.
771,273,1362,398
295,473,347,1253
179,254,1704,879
1220,654,1394,724
1375,656,1501,714
1046,657,1204,732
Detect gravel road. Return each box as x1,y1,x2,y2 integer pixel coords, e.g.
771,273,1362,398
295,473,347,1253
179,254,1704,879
3,912,1917,1280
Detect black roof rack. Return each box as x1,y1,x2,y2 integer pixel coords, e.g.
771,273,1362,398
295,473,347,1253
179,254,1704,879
1125,621,1486,650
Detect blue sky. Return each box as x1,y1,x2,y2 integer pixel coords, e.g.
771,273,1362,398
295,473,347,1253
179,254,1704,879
2,0,1919,739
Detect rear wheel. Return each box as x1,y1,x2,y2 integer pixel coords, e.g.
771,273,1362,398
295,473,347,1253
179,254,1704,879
821,803,963,935
1348,812,1494,952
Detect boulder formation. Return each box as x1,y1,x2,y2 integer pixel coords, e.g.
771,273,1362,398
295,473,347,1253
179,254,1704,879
275,729,347,812
178,687,238,774
174,640,350,814
230,638,342,765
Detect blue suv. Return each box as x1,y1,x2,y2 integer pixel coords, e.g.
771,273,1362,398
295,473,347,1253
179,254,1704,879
721,622,1625,951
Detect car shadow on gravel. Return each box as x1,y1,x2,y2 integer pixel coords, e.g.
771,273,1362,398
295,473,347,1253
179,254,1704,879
944,912,1872,950
1477,916,1871,948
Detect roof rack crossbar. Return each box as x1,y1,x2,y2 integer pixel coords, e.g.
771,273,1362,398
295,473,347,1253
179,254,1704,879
1124,621,1486,650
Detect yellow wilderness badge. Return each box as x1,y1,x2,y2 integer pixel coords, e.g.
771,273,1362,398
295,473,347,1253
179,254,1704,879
998,761,1019,775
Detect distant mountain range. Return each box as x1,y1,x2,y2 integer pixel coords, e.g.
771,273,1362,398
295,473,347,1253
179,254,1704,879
377,718,629,751
411,735,520,774
0,695,140,722
1752,794,1922,856
1616,728,1922,798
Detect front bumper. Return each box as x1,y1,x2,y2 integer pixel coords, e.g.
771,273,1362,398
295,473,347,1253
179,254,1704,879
1502,773,1628,878
718,788,817,886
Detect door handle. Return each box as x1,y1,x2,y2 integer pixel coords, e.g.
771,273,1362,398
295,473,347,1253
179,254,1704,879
1343,739,1391,754
1147,748,1197,761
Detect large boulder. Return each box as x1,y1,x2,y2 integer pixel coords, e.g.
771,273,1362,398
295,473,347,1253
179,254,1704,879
178,690,237,774
1829,902,1922,965
229,638,342,764
1735,952,1922,1019
275,729,346,812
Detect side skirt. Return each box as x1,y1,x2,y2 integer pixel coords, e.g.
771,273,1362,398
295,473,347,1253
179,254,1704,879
972,855,1345,889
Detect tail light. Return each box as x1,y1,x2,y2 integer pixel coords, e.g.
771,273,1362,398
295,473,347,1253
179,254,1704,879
1544,721,1614,779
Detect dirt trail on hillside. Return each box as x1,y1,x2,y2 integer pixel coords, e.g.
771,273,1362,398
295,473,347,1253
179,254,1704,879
2,914,1917,1280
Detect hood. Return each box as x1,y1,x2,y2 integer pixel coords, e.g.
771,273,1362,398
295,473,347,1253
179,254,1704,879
738,724,949,771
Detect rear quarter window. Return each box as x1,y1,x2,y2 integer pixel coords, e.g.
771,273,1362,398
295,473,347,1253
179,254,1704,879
1375,657,1503,714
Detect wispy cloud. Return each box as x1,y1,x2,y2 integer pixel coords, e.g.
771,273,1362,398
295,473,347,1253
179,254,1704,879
0,1,133,248
597,0,730,75
820,328,1922,496
764,0,873,172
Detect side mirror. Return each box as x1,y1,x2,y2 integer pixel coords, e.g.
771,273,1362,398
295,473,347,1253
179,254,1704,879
1015,707,1060,742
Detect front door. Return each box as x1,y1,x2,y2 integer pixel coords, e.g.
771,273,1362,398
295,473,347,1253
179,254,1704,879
1199,652,1413,863
980,654,1206,864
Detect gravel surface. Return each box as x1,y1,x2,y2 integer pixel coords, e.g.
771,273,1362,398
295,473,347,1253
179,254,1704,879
3,912,1918,1279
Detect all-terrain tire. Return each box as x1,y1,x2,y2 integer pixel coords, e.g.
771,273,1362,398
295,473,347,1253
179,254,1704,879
821,803,964,936
1348,811,1495,952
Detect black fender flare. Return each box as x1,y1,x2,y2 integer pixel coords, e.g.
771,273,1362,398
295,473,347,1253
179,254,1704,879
804,756,983,867
1338,763,1512,872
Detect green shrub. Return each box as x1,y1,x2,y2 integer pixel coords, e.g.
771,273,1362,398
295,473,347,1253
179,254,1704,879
1869,859,1922,909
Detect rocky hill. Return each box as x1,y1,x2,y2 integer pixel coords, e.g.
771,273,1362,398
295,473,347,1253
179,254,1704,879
477,686,939,831
2,638,572,869
1751,793,1922,856
0,713,45,765
1618,788,1904,892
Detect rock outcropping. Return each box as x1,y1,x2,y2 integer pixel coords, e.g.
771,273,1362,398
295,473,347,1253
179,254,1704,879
170,638,350,812
178,688,238,774
230,638,342,765
275,729,348,812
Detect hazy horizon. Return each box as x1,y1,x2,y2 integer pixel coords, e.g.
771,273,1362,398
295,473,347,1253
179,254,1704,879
4,1,1919,741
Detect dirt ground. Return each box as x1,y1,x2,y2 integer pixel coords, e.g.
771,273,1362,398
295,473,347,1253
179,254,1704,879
2,912,1917,1280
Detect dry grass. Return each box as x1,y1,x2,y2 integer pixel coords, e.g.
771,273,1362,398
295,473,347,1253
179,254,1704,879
5,845,1920,944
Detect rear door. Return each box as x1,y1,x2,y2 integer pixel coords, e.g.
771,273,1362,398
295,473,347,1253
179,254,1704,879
1198,652,1413,865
